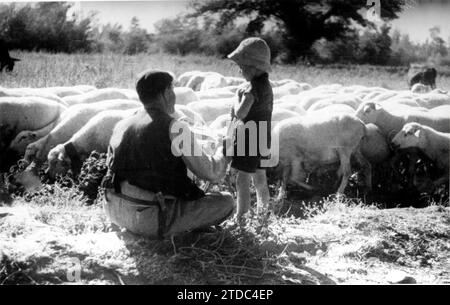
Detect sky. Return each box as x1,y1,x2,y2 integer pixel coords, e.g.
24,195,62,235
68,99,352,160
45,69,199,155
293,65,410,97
4,0,450,42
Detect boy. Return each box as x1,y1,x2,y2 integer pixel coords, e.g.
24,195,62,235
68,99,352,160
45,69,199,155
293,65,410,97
227,37,274,219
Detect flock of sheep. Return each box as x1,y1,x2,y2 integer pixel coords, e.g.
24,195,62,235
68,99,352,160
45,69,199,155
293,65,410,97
0,70,449,204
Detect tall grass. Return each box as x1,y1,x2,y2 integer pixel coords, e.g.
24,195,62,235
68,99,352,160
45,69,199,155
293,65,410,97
2,51,448,90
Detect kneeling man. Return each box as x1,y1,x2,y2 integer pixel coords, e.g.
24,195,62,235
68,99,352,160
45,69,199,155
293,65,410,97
102,70,234,238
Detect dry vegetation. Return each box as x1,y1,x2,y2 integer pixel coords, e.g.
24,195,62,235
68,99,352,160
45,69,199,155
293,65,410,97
1,52,449,285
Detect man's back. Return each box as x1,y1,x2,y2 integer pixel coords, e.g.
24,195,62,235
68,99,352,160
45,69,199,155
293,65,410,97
105,108,204,200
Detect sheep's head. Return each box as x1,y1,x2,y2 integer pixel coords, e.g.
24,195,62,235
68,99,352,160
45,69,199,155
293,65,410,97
9,130,38,155
411,83,431,94
46,144,71,178
355,102,381,124
392,123,425,150
24,141,41,162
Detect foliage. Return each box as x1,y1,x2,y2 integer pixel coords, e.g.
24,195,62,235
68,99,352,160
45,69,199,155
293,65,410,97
189,0,405,62
0,2,93,53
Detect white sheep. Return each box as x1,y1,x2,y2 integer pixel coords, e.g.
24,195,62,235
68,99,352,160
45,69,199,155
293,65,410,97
271,113,371,199
360,123,391,164
0,87,66,105
46,109,137,178
274,102,307,115
196,87,236,100
62,88,138,105
0,97,66,140
355,101,450,140
308,103,355,115
173,87,199,105
186,98,234,124
307,94,362,112
411,83,432,94
177,71,202,87
24,99,140,163
392,122,449,188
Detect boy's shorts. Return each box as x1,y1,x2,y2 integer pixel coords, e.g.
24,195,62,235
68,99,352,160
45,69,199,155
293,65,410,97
229,122,271,174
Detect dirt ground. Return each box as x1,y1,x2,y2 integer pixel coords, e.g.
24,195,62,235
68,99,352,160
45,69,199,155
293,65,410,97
1,196,449,285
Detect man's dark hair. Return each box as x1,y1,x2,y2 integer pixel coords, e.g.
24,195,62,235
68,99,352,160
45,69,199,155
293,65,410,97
135,70,173,105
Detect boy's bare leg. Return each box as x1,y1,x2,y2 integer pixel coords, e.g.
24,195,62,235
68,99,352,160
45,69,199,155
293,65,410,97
253,169,270,213
236,170,251,218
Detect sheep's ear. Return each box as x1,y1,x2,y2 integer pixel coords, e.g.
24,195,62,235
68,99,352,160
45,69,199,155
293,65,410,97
414,129,421,138
57,152,65,162
363,103,375,113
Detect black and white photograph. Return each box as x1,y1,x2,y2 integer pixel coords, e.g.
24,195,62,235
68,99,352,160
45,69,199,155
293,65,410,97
0,0,449,288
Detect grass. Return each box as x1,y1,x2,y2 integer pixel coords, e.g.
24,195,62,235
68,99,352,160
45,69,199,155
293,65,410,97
1,187,449,285
1,51,450,284
2,51,450,89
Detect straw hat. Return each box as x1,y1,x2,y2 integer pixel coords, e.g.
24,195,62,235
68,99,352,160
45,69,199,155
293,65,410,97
227,37,272,73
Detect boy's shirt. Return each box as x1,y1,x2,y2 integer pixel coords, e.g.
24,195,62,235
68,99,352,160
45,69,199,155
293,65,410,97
236,72,273,123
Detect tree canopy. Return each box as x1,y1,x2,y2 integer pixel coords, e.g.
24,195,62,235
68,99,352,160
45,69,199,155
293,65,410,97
190,0,405,61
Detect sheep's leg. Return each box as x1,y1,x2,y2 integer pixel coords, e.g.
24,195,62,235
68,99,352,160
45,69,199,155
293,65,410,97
354,149,372,192
336,148,352,195
276,166,289,202
433,173,449,189
406,151,419,188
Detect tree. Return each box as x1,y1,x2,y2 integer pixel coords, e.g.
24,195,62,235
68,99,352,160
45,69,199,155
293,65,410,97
123,17,151,54
428,26,448,58
190,0,405,62
0,2,94,52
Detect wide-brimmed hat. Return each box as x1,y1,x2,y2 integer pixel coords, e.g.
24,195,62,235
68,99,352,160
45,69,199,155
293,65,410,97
227,37,271,73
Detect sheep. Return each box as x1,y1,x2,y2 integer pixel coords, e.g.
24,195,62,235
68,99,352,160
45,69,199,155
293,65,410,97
200,73,228,91
430,105,450,115
71,85,97,93
46,109,137,178
309,84,343,93
392,122,449,188
274,102,307,115
308,104,355,115
61,88,138,105
174,104,206,126
271,113,371,200
224,76,246,87
273,82,304,100
186,98,235,124
355,101,450,140
196,88,236,100
298,92,337,110
173,87,199,105
24,99,140,163
415,92,450,109
209,108,298,133
0,87,66,104
307,95,362,112
177,70,201,87
380,97,423,109
8,119,60,156
0,97,66,143
360,123,391,164
275,94,302,104
184,71,225,91
411,83,432,94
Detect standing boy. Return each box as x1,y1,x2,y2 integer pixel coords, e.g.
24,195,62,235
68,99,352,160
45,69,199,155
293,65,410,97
227,37,274,218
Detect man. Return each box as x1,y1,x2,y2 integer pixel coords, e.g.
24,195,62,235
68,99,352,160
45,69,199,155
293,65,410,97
102,70,234,238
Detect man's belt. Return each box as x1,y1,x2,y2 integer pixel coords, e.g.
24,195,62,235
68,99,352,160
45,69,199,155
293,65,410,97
105,189,176,239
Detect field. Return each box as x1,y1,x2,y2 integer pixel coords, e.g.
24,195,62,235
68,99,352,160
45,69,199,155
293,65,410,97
1,52,450,285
